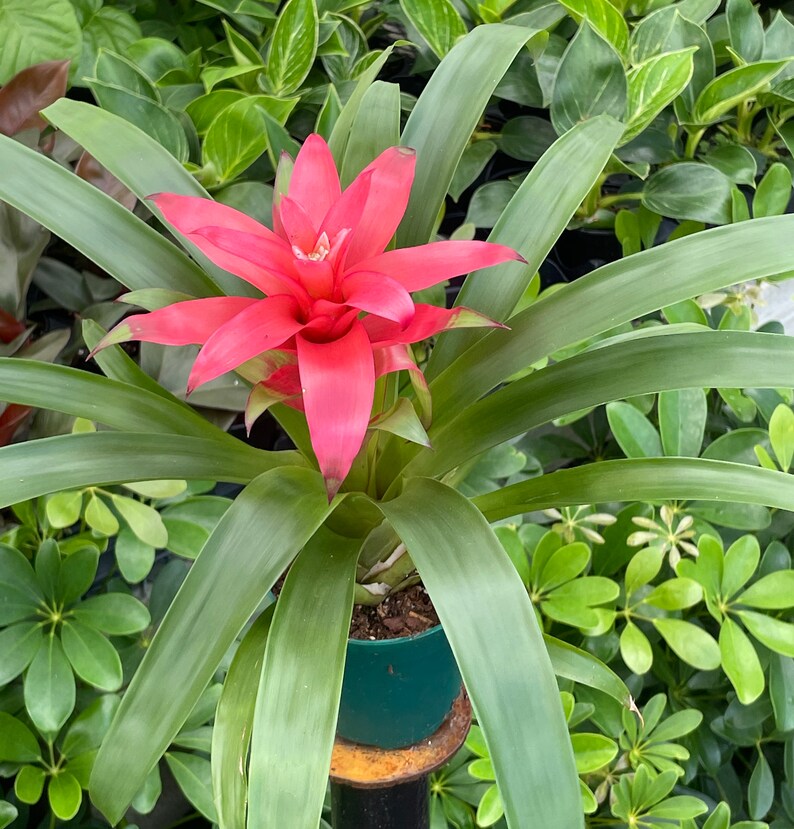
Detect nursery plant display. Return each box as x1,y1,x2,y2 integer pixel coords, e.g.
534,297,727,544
0,4,794,829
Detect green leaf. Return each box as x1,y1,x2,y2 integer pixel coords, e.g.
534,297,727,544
704,145,758,185
551,23,627,136
646,796,708,820
653,618,721,669
0,134,219,298
747,750,774,820
0,433,297,508
369,398,430,447
620,621,653,674
571,733,618,773
692,61,789,125
14,765,46,804
623,49,696,144
0,623,43,685
0,359,228,441
110,494,168,548
85,493,119,536
115,528,156,584
644,578,702,610
643,163,732,224
0,713,41,763
90,468,332,825
400,0,467,58
769,653,794,732
720,617,764,704
24,634,76,734
62,695,121,758
48,772,82,821
77,8,141,84
476,784,504,827
0,543,45,624
726,0,764,63
61,621,123,691
86,78,189,162
338,80,401,187
73,594,150,635
543,635,631,705
380,478,582,829
57,546,99,606
736,610,794,657
722,535,760,598
203,98,268,184
625,546,666,596
398,24,546,248
607,401,663,458
247,527,360,828
738,570,794,608
46,491,84,529
165,753,217,822
426,216,794,431
754,163,793,219
557,0,629,56
658,388,707,457
474,458,794,523
213,607,274,829
42,98,247,297
0,0,81,84
769,403,794,470
0,802,18,829
264,0,319,96
429,115,623,374
537,542,591,591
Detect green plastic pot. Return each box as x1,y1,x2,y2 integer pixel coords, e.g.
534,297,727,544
337,623,461,749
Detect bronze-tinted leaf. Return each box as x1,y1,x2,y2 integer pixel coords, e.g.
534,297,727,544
0,60,69,137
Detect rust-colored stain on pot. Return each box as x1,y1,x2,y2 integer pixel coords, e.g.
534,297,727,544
329,691,472,789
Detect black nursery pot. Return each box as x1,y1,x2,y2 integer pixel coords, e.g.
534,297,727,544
336,623,461,750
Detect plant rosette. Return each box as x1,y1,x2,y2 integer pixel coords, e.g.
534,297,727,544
3,23,794,829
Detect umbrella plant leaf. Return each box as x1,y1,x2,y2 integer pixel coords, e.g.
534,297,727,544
72,594,150,636
0,713,41,763
61,621,123,691
24,634,76,734
720,617,764,704
0,622,43,685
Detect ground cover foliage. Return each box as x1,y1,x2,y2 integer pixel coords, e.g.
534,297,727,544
0,0,793,827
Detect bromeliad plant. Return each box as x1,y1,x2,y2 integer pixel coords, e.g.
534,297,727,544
4,22,794,829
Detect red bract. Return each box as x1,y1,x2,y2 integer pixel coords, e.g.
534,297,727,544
98,135,523,497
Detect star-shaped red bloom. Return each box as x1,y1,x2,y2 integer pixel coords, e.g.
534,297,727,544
98,135,523,497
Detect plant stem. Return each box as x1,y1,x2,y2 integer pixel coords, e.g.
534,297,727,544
684,127,706,159
599,192,643,209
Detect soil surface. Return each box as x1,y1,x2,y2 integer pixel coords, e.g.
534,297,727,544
349,584,440,641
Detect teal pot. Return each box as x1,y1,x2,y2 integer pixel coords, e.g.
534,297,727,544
337,624,461,750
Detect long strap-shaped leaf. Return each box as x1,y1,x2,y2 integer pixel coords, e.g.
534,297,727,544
398,24,547,248
82,319,193,406
213,606,275,829
429,215,794,425
409,330,794,477
0,433,300,507
248,526,360,829
0,134,219,298
43,99,255,298
380,478,581,829
474,458,794,521
90,467,332,825
427,115,624,377
545,636,630,706
0,358,228,440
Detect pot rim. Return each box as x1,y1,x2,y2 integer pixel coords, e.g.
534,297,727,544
346,621,444,648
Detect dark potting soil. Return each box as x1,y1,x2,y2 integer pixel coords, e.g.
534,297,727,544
348,583,440,641
271,572,440,641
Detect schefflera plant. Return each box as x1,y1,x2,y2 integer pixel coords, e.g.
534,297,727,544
4,22,794,829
